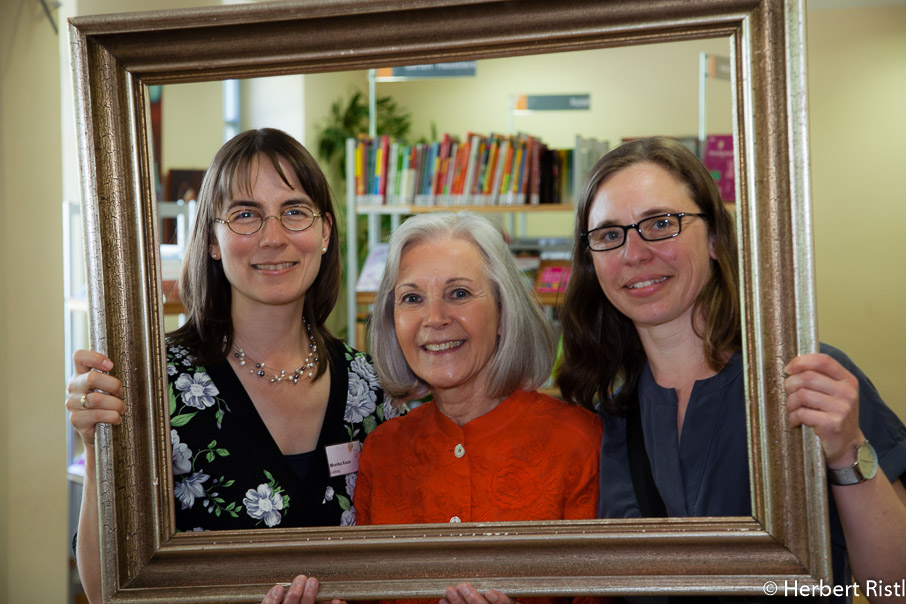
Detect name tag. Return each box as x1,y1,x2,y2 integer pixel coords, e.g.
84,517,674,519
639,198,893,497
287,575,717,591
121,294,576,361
325,441,361,477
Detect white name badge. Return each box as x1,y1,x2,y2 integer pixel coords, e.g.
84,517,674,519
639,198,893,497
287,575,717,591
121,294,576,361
325,441,362,477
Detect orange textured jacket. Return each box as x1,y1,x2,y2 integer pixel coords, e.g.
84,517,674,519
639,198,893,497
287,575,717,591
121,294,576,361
354,389,605,604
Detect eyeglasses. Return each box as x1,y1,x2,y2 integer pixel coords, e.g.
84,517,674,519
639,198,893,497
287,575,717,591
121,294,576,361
214,206,321,235
582,212,707,251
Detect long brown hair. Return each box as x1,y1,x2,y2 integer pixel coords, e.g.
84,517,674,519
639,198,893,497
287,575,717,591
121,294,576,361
168,128,341,375
556,137,740,415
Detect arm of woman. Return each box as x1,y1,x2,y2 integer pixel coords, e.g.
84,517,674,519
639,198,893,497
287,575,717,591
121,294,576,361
785,352,906,596
65,349,125,604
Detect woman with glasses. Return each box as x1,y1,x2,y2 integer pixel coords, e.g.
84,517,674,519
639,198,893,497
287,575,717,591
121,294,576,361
548,136,905,602
66,128,396,603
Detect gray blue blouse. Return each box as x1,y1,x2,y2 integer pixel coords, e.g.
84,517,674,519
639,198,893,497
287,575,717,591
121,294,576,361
599,344,906,602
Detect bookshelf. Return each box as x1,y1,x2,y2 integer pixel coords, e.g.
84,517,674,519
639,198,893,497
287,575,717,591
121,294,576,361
354,203,572,215
343,134,578,349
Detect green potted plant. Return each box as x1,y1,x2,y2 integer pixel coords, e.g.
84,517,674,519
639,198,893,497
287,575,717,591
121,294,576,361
317,90,412,177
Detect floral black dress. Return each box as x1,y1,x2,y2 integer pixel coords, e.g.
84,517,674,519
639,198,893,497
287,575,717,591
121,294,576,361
167,337,402,531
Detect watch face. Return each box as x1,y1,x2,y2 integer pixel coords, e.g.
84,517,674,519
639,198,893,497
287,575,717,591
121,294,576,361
856,442,878,481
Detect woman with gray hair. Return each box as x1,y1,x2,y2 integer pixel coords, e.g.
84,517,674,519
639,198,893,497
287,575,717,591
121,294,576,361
370,211,555,403
357,211,600,528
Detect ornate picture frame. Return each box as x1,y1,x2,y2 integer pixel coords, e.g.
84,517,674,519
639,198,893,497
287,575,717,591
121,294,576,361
69,0,826,601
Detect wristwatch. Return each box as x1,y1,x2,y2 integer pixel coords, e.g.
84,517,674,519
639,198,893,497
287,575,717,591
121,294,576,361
827,440,878,485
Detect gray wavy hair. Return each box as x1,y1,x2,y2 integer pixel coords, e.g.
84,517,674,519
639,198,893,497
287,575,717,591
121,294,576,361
370,211,555,400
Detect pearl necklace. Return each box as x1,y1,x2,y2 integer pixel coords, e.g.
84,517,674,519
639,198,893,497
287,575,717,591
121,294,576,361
232,318,319,384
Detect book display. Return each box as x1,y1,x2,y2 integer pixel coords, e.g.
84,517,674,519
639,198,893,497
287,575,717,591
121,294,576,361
348,131,587,209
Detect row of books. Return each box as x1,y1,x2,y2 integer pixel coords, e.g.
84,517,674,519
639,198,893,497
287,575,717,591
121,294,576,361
347,133,609,207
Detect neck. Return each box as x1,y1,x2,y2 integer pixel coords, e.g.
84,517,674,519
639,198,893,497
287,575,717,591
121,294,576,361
432,385,504,427
636,315,716,389
230,299,310,362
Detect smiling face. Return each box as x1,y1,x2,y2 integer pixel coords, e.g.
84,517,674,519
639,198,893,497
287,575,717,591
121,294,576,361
393,236,501,403
209,153,331,316
587,161,715,335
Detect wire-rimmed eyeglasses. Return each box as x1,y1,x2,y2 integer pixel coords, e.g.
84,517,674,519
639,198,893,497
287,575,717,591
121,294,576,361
213,206,322,235
582,212,707,252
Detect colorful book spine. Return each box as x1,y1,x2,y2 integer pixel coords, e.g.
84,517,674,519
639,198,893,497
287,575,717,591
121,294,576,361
508,142,524,205
461,133,483,205
518,136,534,205
385,141,399,205
451,138,471,199
489,138,510,205
354,138,365,200
373,134,389,204
441,140,459,205
479,135,499,204
530,138,542,205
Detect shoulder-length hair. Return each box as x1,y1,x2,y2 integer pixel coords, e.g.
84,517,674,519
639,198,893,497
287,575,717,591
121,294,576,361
371,211,555,401
168,127,341,375
556,136,740,415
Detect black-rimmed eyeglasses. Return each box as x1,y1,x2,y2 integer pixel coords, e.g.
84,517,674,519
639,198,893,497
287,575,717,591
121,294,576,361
214,207,322,235
582,212,707,252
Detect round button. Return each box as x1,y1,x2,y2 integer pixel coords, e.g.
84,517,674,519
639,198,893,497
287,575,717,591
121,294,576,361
450,516,462,523
454,444,465,458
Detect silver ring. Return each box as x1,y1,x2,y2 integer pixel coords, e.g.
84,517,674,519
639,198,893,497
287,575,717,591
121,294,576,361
80,393,89,409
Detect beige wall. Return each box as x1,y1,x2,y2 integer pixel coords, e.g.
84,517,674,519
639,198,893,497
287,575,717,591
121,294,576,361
1,1,66,601
808,5,906,420
0,3,903,602
160,81,225,179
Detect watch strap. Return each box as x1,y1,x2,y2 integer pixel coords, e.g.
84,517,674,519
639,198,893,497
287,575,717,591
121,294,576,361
827,440,876,486
827,464,862,486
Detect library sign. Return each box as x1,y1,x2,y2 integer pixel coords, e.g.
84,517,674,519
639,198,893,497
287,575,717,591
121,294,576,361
515,93,590,111
376,61,477,80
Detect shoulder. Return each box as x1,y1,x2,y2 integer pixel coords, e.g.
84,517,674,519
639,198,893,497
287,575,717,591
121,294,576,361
372,400,430,433
334,341,379,378
360,401,430,456
817,342,883,398
166,338,200,362
513,390,602,443
330,340,381,394
818,342,861,372
165,339,208,380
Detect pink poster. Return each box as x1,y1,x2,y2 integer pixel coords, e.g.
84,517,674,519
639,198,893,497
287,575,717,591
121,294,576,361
704,135,735,203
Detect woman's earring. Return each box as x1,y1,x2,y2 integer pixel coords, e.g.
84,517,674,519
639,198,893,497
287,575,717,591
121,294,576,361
211,254,219,260
322,247,327,254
